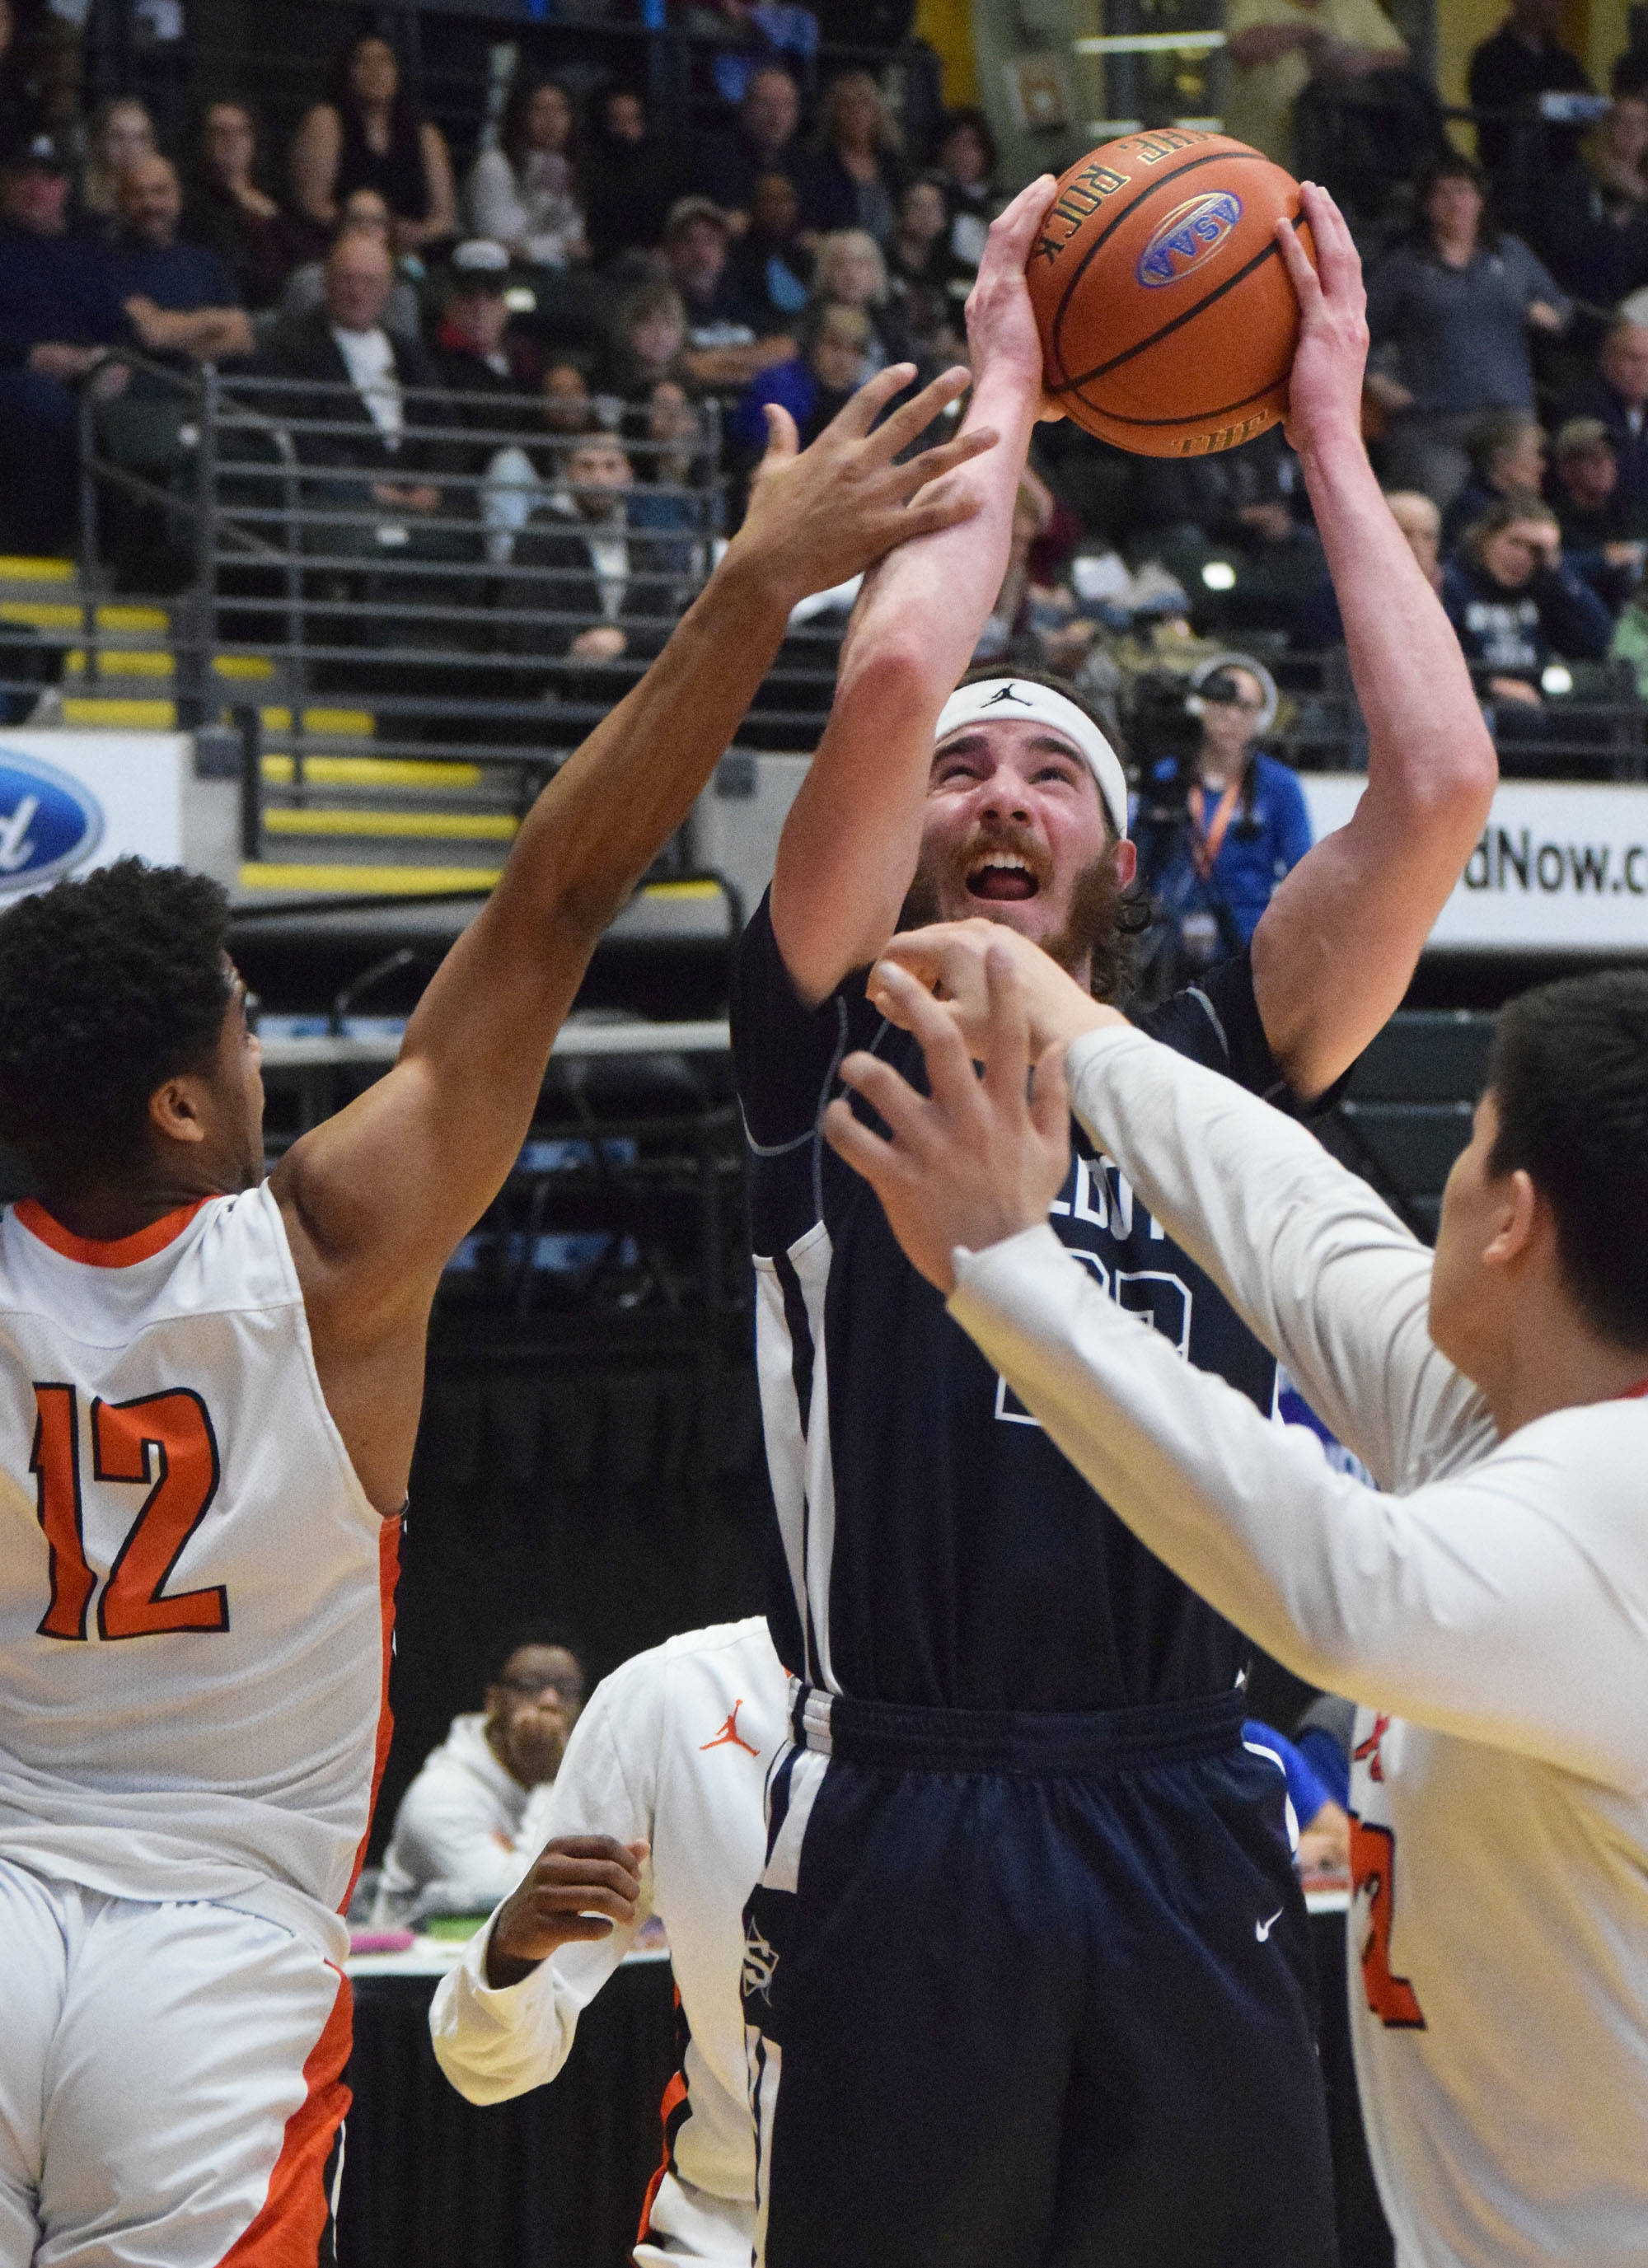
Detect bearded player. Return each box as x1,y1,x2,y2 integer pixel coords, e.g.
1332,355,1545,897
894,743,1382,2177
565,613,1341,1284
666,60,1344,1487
730,182,1496,2266
0,360,992,2268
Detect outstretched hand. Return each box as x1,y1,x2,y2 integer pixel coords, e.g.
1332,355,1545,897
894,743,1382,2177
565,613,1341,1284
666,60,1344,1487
870,919,1125,1057
823,951,1072,1295
728,361,999,610
1276,180,1369,457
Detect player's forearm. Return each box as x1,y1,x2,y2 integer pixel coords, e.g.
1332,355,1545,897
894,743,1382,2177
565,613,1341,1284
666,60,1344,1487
1298,423,1496,832
947,1228,1642,1784
771,371,1037,994
428,1917,581,2103
1061,1026,1489,1491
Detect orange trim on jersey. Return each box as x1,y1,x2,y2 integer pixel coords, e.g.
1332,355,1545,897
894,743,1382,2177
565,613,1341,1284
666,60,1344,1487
12,1196,209,1267
216,1967,353,2266
342,1513,402,1912
637,2065,691,2242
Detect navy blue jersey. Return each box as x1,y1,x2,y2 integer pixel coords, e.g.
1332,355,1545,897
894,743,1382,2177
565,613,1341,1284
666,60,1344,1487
731,893,1305,1714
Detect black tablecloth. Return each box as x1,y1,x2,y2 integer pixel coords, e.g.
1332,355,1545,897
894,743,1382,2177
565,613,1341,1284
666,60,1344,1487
339,1916,1393,2268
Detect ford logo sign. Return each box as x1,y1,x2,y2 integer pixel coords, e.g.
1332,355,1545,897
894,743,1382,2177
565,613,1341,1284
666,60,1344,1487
0,751,105,891
1135,191,1243,289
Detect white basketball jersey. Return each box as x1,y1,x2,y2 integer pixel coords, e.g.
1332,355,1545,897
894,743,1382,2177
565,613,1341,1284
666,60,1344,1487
0,1187,395,1962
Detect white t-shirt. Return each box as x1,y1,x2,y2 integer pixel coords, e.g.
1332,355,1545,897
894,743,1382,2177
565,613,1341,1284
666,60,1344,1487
429,1617,788,2266
374,1712,538,1922
945,1025,1648,2268
331,323,403,447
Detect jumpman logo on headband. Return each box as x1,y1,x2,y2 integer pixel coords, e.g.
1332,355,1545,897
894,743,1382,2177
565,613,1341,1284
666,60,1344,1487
700,1700,760,1756
979,684,1035,708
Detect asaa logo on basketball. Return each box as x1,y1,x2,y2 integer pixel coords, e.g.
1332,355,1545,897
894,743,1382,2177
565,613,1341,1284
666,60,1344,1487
1135,192,1244,289
0,751,105,891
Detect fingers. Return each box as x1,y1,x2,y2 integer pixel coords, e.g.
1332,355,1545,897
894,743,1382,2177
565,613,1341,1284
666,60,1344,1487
866,362,973,461
979,172,1060,272
864,964,981,1115
1274,208,1321,311
831,358,921,441
978,945,1032,1114
836,1043,940,1145
897,482,987,544
760,401,798,464
822,1092,900,1187
888,422,998,498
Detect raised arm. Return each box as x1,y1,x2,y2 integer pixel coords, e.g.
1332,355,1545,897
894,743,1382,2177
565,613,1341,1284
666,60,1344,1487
769,175,1057,1006
1250,185,1496,1101
269,366,992,1512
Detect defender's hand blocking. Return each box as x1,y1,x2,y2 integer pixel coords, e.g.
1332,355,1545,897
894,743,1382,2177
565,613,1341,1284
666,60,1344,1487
1276,181,1369,456
728,362,999,611
824,952,1072,1295
870,919,1125,1057
486,1835,650,1988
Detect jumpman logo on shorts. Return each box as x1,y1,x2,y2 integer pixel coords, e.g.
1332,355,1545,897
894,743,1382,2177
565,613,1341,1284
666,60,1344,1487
700,1700,760,1756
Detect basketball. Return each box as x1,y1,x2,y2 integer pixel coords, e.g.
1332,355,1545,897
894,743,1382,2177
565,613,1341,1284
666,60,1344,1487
1026,129,1316,458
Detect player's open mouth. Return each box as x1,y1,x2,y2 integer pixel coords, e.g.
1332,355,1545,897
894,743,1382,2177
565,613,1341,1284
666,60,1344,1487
966,852,1040,902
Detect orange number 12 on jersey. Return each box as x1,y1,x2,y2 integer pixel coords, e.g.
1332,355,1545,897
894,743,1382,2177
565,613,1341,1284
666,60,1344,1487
31,1382,227,1639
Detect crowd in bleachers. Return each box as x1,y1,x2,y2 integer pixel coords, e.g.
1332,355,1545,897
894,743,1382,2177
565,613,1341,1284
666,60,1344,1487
3,0,1648,781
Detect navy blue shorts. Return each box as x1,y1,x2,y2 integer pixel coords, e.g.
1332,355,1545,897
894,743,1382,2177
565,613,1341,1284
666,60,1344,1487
743,1686,1337,2268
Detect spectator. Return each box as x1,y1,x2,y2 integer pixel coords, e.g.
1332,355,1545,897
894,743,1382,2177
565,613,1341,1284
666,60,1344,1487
276,188,422,340
796,69,902,246
628,377,714,579
929,106,997,281
662,195,792,390
183,101,304,312
479,355,602,564
1222,0,1407,169
582,88,686,268
79,96,157,222
431,237,538,420
1365,152,1568,503
1468,0,1594,184
888,172,955,293
252,231,454,513
1557,311,1648,528
600,281,690,400
727,299,868,460
541,356,597,437
0,132,125,550
1608,557,1648,693
510,430,681,671
373,1630,587,1923
1135,656,1313,973
1536,72,1648,306
465,73,585,272
692,62,803,227
110,155,253,366
728,169,812,325
1442,495,1613,768
290,33,456,256
1440,406,1547,549
810,227,911,373
1547,416,1644,607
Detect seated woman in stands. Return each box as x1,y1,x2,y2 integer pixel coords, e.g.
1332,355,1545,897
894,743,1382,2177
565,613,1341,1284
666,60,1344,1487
291,33,456,258
79,94,157,222
599,283,691,404
466,75,586,273
808,227,911,375
795,71,902,246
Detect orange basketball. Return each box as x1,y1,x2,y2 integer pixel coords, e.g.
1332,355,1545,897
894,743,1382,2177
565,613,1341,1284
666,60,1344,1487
1026,129,1316,457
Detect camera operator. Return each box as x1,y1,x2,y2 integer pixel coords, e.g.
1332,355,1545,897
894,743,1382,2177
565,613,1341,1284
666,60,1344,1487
1132,654,1313,997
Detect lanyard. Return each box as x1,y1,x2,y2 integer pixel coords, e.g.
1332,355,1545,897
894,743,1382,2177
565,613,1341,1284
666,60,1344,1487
1187,775,1245,881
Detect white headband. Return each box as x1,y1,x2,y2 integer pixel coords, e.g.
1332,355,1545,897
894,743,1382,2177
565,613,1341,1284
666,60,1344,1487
934,678,1130,840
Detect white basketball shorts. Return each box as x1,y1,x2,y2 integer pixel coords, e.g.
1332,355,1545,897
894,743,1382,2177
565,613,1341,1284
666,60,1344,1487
0,1859,351,2268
